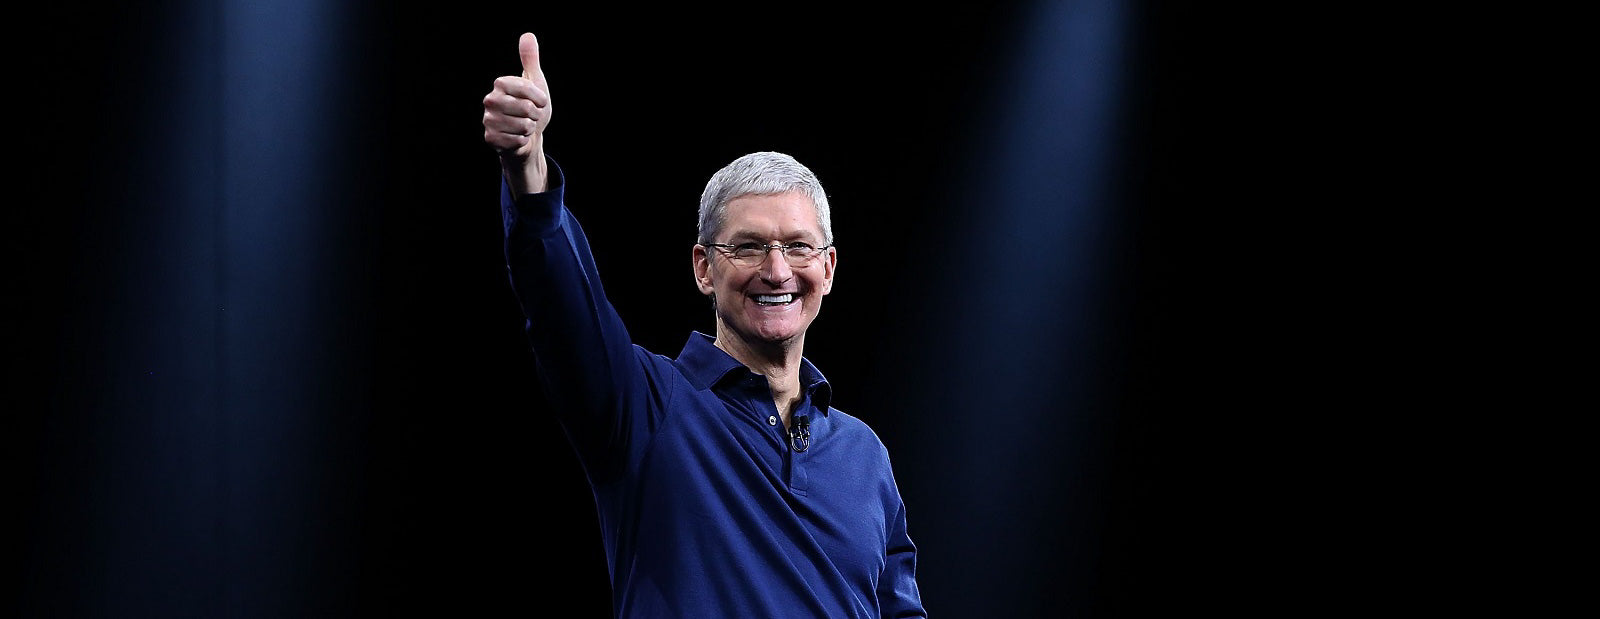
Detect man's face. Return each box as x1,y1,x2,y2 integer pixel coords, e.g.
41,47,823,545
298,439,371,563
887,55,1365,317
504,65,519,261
693,190,837,351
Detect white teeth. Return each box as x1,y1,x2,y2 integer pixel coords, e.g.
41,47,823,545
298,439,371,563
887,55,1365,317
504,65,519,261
754,294,794,304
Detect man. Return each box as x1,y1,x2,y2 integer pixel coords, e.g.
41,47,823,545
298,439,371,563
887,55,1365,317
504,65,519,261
482,32,926,618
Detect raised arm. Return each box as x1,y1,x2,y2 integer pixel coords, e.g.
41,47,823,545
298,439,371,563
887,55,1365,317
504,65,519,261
483,33,551,195
484,33,662,483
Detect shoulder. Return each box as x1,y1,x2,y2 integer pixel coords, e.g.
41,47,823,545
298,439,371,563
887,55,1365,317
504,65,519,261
825,407,876,436
635,344,687,379
821,407,894,461
628,344,693,402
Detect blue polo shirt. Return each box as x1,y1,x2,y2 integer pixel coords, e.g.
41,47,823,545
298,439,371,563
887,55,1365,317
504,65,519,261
501,160,925,618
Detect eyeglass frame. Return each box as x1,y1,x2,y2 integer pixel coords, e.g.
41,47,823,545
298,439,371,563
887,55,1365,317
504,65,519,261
697,241,834,267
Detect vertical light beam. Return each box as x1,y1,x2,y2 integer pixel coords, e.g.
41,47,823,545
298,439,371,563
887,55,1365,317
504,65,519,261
901,0,1128,615
219,0,352,615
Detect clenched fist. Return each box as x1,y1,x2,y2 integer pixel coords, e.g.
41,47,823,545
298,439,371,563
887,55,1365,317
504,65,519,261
483,32,551,194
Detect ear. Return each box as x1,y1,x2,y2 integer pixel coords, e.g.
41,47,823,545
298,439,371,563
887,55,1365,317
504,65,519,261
693,244,716,295
819,246,837,295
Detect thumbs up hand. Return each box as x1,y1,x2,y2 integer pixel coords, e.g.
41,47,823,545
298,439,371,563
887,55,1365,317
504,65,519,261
483,32,552,194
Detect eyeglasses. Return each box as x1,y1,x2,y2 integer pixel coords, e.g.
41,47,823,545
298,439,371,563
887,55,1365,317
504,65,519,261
700,241,832,267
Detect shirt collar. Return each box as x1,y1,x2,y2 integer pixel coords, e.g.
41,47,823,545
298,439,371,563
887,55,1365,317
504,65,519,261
676,331,833,415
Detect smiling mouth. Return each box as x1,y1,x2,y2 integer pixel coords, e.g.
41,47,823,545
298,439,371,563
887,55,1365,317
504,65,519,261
752,293,796,306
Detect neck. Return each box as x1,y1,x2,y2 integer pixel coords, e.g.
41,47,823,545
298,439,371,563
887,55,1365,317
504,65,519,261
713,325,807,425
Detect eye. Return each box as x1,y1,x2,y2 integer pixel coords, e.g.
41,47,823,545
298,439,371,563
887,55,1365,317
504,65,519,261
732,242,766,257
784,242,817,252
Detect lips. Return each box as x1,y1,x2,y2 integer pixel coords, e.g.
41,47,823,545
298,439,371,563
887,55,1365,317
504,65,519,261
751,293,796,306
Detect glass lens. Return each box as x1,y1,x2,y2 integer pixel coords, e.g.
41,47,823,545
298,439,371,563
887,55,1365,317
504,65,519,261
782,245,819,266
732,244,766,261
717,243,823,266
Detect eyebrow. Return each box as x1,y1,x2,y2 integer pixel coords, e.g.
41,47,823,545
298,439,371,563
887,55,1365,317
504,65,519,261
723,230,821,243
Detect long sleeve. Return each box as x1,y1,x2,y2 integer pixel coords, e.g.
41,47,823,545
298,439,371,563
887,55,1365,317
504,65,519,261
501,159,667,483
878,500,927,618
500,158,923,618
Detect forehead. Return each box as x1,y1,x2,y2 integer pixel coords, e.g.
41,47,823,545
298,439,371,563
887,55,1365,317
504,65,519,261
720,190,824,240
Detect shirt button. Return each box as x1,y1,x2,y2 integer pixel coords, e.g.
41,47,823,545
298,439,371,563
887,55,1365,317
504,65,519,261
767,415,778,426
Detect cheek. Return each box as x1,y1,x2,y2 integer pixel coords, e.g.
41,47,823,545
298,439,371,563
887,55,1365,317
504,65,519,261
704,266,733,295
808,271,831,297
714,281,743,312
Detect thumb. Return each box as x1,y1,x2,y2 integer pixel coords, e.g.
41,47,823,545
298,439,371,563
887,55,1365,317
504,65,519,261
518,32,540,79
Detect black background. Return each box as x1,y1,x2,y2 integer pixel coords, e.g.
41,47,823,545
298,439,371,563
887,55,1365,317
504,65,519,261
10,2,1381,617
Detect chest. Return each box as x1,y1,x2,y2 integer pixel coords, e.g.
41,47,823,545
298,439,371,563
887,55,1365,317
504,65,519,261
631,394,892,585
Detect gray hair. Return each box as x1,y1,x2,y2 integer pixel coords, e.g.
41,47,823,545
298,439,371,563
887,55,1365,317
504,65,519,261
697,151,833,245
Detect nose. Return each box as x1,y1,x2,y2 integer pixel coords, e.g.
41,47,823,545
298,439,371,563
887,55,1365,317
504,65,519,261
759,246,793,285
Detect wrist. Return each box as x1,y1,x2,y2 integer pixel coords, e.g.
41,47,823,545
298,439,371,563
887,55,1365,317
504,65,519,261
501,147,549,195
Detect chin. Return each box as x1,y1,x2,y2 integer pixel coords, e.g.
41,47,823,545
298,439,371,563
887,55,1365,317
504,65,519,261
726,317,808,350
758,329,804,345
748,322,802,344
